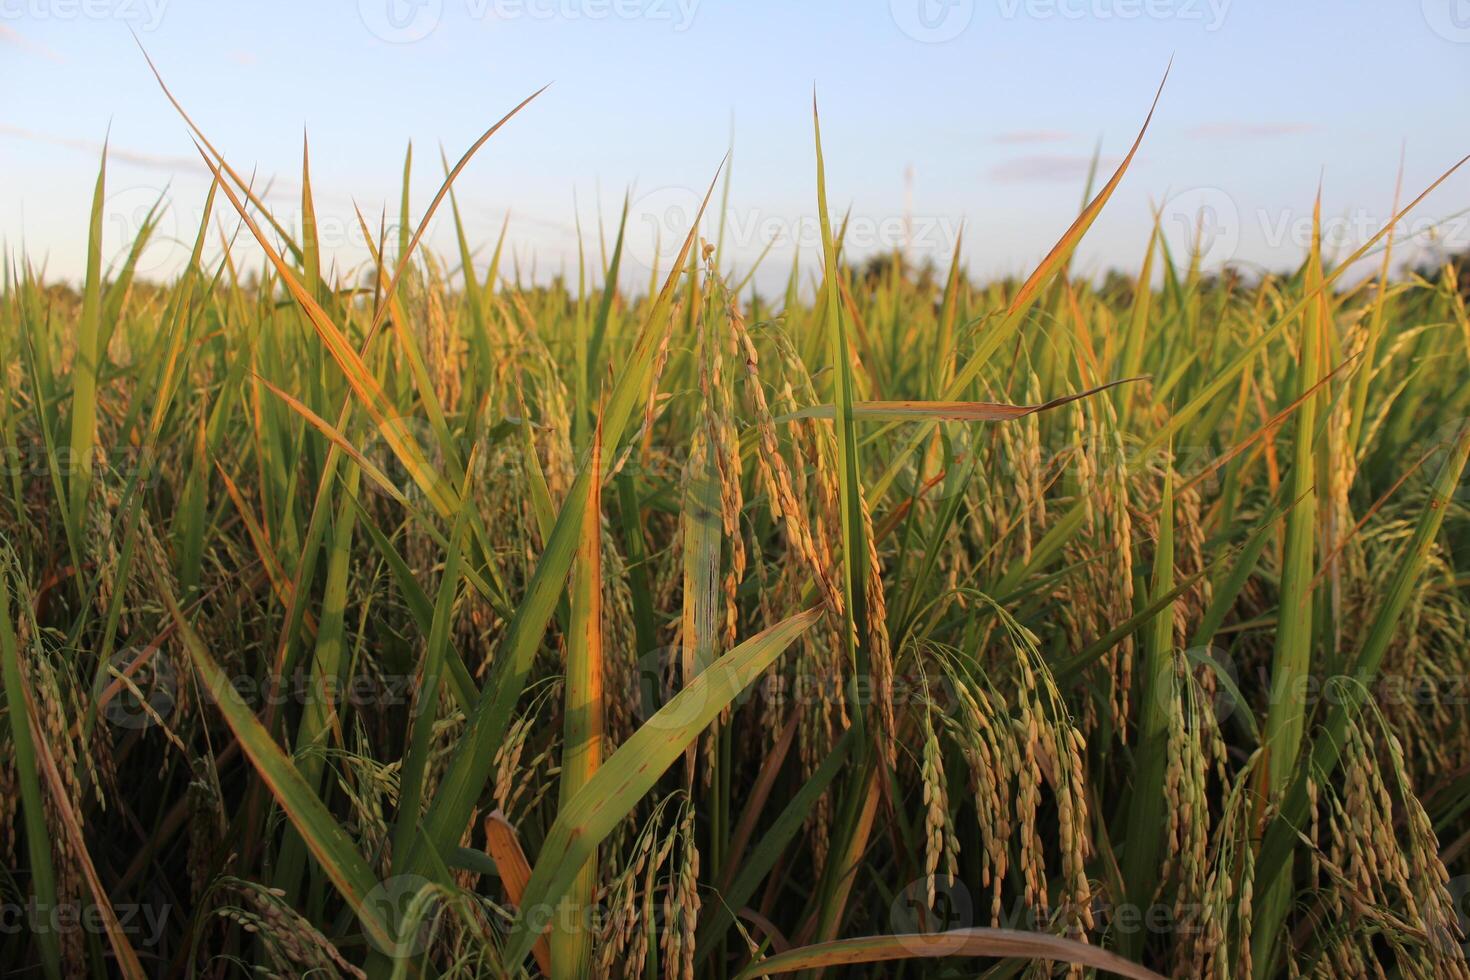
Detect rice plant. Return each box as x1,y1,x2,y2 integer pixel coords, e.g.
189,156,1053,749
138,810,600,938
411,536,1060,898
2,66,1469,979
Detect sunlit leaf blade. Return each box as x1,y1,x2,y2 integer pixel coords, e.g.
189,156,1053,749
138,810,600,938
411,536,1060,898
503,607,822,969
551,420,604,977
730,928,1167,980
779,378,1144,422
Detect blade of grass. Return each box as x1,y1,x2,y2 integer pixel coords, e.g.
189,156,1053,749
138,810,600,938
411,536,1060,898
389,464,477,870
813,94,872,746
695,726,856,966
483,813,552,976
1250,200,1327,977
1253,417,1470,962
502,607,822,969
402,161,726,884
141,547,396,953
550,418,605,977
870,65,1170,503
64,145,107,567
778,378,1144,423
730,928,1166,980
14,638,147,979
0,570,64,980
1119,463,1174,962
275,464,362,903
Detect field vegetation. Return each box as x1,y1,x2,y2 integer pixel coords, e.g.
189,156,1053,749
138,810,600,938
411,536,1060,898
2,73,1470,978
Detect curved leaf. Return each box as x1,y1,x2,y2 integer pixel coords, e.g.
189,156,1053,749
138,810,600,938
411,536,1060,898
730,927,1167,980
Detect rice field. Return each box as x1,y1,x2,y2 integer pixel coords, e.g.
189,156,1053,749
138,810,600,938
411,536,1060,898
2,73,1470,979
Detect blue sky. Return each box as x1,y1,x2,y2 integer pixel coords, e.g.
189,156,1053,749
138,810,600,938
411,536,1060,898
3,0,1469,294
